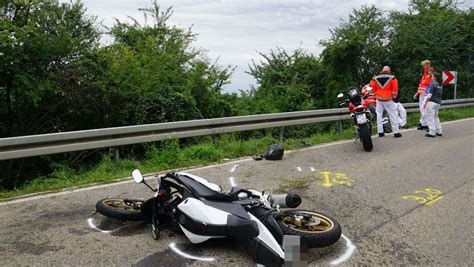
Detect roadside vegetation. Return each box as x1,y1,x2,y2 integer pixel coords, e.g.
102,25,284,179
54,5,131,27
1,0,472,196
1,107,473,200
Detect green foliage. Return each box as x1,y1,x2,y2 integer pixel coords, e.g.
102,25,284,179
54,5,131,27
82,3,234,126
0,1,234,189
388,0,473,100
322,5,389,82
0,0,99,136
246,48,323,112
0,0,100,189
1,0,473,193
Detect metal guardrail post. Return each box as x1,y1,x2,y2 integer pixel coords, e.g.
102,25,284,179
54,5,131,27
279,127,285,142
114,148,120,162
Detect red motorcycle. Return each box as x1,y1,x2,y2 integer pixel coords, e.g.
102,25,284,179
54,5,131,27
337,86,373,152
361,84,391,134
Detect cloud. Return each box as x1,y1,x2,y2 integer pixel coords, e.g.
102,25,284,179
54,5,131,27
74,0,413,92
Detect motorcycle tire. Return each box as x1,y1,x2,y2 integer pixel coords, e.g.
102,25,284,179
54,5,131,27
359,123,373,152
276,210,342,248
96,198,145,221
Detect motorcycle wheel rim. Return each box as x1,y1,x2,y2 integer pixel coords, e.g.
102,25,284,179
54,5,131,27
281,211,334,233
103,199,143,211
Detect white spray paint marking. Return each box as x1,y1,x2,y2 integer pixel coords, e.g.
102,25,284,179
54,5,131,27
87,218,115,234
296,167,302,172
330,234,357,265
230,164,239,173
169,242,215,262
229,177,237,187
310,167,315,172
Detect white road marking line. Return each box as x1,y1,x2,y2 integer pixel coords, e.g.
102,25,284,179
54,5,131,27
229,177,237,187
169,242,215,262
2,118,471,206
230,165,238,173
297,167,302,172
87,218,115,234
310,167,316,172
330,234,357,265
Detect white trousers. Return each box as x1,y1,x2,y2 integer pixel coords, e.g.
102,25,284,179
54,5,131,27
395,102,407,127
426,102,442,135
419,94,427,126
376,100,400,134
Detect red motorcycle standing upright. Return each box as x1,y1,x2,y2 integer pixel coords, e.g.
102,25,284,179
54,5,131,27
337,86,373,152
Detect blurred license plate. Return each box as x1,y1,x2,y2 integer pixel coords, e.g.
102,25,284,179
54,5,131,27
356,113,367,124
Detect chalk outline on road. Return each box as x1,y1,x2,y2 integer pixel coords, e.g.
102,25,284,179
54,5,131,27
87,217,116,234
330,234,357,265
2,118,472,206
169,242,216,262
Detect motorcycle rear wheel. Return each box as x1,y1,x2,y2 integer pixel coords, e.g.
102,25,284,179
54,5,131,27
276,210,342,248
96,198,145,221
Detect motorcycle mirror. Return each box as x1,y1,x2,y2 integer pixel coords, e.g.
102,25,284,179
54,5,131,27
132,169,144,184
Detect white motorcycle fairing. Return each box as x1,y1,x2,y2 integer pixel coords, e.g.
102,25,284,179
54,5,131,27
177,197,229,243
179,225,225,244
176,197,285,265
178,197,229,225
249,213,285,259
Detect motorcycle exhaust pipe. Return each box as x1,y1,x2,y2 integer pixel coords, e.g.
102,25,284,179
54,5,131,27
270,193,302,208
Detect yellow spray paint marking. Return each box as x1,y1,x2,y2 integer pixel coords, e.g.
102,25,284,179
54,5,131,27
402,188,444,206
317,171,354,187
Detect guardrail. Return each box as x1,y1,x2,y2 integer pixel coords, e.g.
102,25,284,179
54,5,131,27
1,98,473,161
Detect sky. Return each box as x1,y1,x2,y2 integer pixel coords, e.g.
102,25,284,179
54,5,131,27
76,0,472,93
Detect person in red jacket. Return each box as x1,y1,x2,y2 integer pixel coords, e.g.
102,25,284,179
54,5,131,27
370,66,402,138
414,60,434,129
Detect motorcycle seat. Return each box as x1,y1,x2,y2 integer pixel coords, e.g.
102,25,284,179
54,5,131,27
174,173,234,201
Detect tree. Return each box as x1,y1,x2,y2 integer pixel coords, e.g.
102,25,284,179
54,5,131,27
319,5,389,107
247,48,323,112
0,0,99,137
187,59,235,118
0,0,99,189
86,3,234,125
0,1,235,190
388,0,473,99
322,5,389,82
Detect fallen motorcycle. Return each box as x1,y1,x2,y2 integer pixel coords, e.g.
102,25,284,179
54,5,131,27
96,170,342,266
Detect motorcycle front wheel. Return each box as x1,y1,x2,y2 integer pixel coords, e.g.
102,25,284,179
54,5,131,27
276,210,342,248
96,198,145,221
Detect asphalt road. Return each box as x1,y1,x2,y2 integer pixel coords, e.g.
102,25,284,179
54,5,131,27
0,118,473,266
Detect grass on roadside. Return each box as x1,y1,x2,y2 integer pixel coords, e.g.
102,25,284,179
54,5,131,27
1,106,473,200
